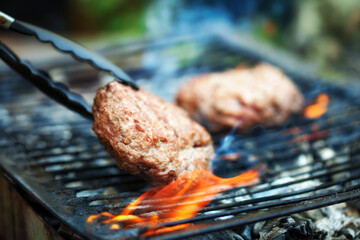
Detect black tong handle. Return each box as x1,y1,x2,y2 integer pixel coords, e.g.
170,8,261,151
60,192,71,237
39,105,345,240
0,41,94,120
10,21,139,90
0,11,139,90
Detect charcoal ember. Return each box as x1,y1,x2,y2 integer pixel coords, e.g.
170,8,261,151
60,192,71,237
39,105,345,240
312,204,360,238
238,225,252,240
334,227,356,240
231,225,252,240
297,209,325,221
253,216,327,240
184,229,245,240
347,200,360,214
332,215,360,240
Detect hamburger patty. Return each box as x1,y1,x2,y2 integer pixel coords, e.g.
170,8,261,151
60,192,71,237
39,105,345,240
92,81,214,186
176,63,304,132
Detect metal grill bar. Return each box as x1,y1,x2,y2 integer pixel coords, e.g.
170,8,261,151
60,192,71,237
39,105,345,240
152,188,360,240
1,33,360,240
77,154,360,212
166,180,360,228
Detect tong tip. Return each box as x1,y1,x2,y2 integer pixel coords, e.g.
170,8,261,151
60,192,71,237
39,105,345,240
114,75,139,90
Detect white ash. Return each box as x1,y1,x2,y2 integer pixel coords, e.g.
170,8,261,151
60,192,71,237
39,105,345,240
313,204,360,240
254,216,327,240
65,181,84,188
46,158,113,172
77,189,109,198
253,176,320,199
217,188,252,205
233,188,252,202
215,215,234,221
202,189,252,221
0,107,11,126
318,148,336,160
296,153,314,166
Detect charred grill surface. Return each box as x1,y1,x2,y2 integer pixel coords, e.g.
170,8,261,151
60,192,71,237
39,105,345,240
1,34,360,240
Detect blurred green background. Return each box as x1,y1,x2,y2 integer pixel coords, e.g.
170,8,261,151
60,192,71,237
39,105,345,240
1,0,359,80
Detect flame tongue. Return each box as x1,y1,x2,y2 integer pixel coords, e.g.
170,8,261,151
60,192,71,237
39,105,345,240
304,93,330,119
87,169,259,235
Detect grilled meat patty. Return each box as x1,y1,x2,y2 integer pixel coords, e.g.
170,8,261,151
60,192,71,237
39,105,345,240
92,81,214,186
176,63,304,133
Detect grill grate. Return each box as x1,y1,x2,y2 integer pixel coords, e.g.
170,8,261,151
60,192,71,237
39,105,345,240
1,33,360,239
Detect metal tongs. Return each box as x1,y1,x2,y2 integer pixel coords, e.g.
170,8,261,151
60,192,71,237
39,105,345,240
0,11,139,120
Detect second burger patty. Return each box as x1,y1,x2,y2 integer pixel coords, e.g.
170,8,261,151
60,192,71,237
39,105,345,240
176,63,305,133
92,82,214,187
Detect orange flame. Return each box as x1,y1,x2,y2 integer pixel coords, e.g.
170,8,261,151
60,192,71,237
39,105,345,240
110,224,120,230
304,93,330,119
87,169,259,235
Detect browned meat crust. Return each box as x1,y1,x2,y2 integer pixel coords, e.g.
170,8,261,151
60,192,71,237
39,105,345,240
176,63,304,132
92,81,214,186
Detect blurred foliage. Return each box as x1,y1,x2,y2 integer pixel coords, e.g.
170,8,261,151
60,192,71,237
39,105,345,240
289,0,360,79
241,0,360,80
68,0,360,80
69,0,152,36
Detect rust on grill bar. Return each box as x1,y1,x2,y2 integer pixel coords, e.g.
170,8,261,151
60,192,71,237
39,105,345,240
1,32,360,239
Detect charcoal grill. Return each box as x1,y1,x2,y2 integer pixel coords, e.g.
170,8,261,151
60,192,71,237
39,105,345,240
1,31,360,240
